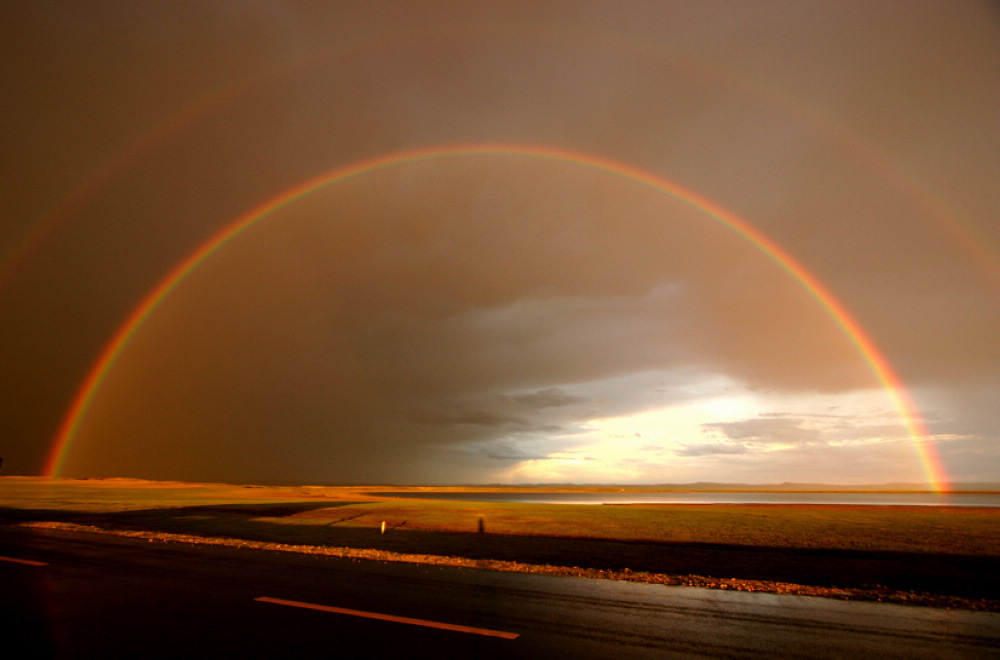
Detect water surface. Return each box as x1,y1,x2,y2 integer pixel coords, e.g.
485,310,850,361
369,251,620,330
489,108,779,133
371,491,1000,507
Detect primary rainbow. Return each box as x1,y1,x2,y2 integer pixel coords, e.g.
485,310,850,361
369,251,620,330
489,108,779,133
44,143,950,491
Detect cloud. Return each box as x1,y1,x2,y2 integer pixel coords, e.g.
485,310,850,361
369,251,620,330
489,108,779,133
466,436,599,464
702,417,823,447
674,442,749,458
409,407,537,431
477,441,552,462
405,388,592,439
508,388,588,410
676,404,919,461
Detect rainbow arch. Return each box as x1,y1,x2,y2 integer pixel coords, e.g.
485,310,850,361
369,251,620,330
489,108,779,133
44,142,950,491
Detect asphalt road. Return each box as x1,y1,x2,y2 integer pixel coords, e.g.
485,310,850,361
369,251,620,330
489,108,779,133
1,526,998,659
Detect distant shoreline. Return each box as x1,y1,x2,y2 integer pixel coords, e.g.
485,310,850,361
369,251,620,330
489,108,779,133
4,476,998,494
370,489,1000,508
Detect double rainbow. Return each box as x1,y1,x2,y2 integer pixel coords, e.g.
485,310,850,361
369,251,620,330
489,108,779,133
44,143,949,491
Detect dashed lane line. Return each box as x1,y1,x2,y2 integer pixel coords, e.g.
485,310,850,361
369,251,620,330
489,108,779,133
0,555,48,566
255,596,520,639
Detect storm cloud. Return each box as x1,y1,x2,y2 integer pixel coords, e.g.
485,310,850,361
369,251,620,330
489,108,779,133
0,2,997,486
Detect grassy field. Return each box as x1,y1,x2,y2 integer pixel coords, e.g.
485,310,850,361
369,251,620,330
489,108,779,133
3,477,999,610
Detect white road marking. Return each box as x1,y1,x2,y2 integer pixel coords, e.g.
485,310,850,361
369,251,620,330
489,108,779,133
255,596,520,639
0,554,48,566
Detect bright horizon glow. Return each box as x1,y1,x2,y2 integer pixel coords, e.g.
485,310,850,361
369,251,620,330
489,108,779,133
496,384,921,485
44,143,950,491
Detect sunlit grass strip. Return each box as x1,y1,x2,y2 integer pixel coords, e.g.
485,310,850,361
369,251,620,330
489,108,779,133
4,479,995,555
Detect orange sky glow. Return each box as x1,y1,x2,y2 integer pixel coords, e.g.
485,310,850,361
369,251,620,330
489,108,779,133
2,1,997,487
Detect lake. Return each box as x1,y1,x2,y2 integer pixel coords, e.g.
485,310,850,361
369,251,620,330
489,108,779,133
371,491,1000,507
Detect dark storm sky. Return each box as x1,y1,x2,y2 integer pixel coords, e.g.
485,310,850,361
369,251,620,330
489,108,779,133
1,1,998,485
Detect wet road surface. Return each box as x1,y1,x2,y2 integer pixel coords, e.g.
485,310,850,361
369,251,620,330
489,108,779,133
2,526,998,658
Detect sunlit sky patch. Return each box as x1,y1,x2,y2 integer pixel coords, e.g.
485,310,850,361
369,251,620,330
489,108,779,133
464,374,931,485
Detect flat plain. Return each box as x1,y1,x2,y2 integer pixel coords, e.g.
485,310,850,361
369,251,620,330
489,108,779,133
2,477,998,610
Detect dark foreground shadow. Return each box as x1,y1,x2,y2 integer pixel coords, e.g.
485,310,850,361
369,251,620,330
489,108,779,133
2,503,998,602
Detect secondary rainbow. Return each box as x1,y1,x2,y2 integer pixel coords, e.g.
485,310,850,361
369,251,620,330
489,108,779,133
44,143,950,491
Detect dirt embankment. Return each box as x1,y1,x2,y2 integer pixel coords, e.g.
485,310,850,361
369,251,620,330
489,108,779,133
19,515,1000,613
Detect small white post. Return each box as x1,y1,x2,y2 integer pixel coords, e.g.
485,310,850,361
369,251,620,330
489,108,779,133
380,521,386,534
